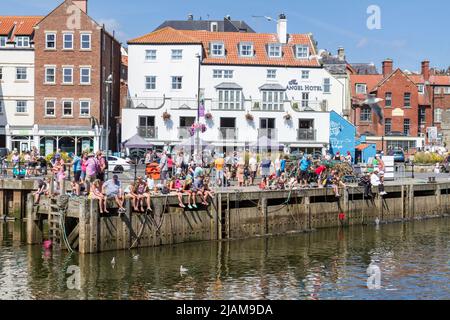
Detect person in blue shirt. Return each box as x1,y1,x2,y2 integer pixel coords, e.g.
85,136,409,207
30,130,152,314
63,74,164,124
69,152,82,195
298,155,312,187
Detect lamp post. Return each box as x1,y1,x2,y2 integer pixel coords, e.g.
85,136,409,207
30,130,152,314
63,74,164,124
195,53,202,165
105,74,113,180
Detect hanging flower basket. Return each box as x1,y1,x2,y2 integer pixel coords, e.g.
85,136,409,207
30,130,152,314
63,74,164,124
245,113,254,121
284,113,292,121
292,102,299,111
189,123,207,136
162,111,171,121
205,112,213,120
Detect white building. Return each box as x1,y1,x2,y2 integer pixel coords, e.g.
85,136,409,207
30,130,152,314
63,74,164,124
0,16,42,151
124,15,347,155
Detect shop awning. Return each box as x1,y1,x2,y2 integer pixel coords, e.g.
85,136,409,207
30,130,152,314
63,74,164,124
289,143,326,148
356,143,370,151
123,134,153,149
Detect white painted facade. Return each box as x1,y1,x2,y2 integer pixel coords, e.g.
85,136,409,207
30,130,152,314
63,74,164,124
0,48,36,151
124,42,346,154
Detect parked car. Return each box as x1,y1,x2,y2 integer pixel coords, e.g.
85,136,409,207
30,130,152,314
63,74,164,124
107,156,131,173
389,149,406,163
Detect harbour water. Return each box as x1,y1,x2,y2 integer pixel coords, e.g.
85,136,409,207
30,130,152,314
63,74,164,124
0,217,449,300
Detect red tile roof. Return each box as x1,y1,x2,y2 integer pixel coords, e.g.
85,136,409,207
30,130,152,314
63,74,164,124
128,27,320,67
430,75,450,86
350,74,383,98
0,16,43,39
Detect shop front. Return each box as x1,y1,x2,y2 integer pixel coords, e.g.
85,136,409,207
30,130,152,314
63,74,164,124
5,125,37,152
37,127,100,155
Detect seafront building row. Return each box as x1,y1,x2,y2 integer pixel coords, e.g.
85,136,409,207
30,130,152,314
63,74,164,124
1,0,450,156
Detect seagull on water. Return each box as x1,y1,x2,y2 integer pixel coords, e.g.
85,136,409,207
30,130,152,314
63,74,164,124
375,217,380,225
111,257,116,267
133,254,140,261
180,265,188,273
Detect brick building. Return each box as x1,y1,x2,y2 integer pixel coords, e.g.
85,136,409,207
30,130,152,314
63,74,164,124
350,59,430,154
351,59,450,153
33,0,121,154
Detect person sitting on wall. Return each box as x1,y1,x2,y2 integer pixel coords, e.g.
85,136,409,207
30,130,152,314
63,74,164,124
134,176,152,213
370,169,387,196
169,175,186,208
359,172,373,198
202,177,215,205
90,179,108,214
34,177,49,205
103,175,126,214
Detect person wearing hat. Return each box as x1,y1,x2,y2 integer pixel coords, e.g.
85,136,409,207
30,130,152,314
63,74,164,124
102,175,125,214
370,169,387,196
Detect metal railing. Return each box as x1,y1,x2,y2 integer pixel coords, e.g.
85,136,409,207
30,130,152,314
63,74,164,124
218,128,238,140
128,97,165,109
297,129,316,141
258,128,278,140
251,100,285,112
137,126,158,139
291,100,327,112
211,100,245,111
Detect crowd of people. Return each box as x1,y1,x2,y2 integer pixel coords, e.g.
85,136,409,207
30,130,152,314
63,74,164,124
1,146,393,214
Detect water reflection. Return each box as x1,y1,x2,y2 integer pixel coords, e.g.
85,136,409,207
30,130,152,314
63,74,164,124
0,218,449,300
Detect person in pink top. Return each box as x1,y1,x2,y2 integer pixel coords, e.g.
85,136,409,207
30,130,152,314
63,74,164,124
85,153,99,193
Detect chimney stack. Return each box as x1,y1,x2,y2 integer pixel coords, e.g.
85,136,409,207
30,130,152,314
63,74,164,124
277,13,287,44
72,0,88,14
337,47,345,61
382,59,393,77
421,60,430,81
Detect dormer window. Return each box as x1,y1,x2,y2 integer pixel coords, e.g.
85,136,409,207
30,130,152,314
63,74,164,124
268,44,282,58
239,42,253,57
16,36,29,48
295,45,309,59
211,42,225,57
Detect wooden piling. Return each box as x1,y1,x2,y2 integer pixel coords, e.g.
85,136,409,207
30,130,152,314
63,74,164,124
26,193,42,244
89,199,99,253
78,198,89,254
217,193,222,241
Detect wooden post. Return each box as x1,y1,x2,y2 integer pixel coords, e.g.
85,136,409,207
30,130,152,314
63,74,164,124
0,190,4,218
49,176,55,195
217,193,222,241
26,193,42,244
435,185,441,214
401,185,405,220
89,199,99,253
226,193,230,239
304,196,311,230
12,191,22,219
121,199,132,250
261,197,268,235
78,198,89,254
60,178,66,195
408,184,414,219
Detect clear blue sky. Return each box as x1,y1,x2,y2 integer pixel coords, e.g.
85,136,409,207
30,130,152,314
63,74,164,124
3,0,449,72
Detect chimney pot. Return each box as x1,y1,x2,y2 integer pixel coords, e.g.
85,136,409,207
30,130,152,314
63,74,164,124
422,60,430,81
382,59,393,77
277,13,287,44
337,47,345,61
72,0,88,14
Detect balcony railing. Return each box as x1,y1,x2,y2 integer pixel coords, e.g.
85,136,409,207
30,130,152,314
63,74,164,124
297,129,316,141
258,128,278,140
211,100,245,111
177,127,192,140
218,127,238,140
128,98,165,109
137,126,158,139
291,100,328,112
252,100,285,112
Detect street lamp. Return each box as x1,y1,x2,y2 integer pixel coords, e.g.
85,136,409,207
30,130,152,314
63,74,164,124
105,74,113,179
195,53,202,165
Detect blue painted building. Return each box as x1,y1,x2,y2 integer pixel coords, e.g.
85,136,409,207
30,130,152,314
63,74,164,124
329,111,356,162
355,136,377,164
